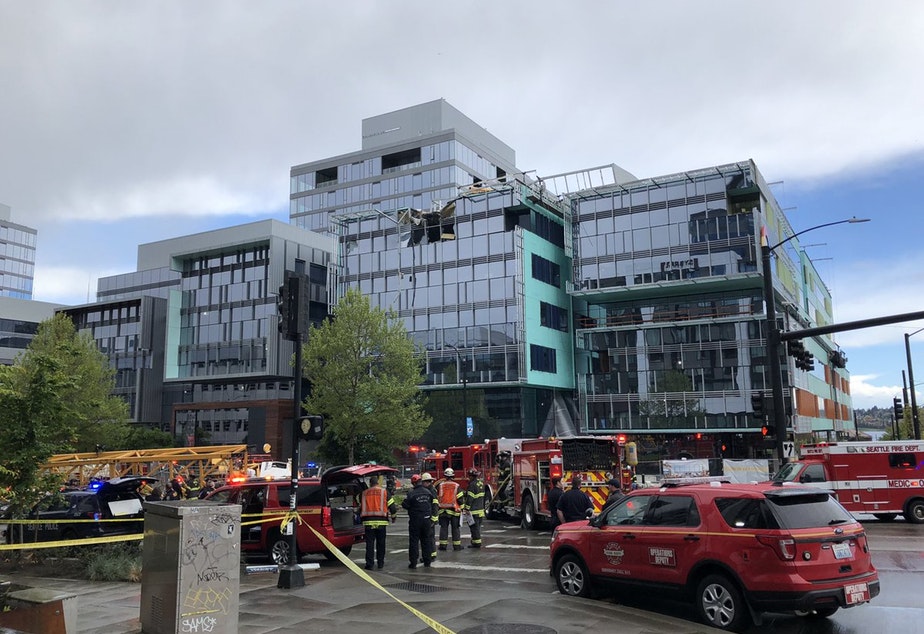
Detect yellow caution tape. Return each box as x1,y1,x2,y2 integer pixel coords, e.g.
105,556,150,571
0,533,143,551
306,524,456,634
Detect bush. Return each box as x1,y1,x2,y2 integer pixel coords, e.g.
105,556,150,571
80,543,143,582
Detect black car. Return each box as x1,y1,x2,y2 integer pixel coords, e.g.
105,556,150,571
7,476,156,544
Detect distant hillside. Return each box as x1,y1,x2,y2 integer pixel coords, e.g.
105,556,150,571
853,406,893,430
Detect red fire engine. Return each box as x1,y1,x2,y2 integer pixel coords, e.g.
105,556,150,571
488,435,630,528
772,440,924,523
420,435,633,529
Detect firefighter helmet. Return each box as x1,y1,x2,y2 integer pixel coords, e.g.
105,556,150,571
468,468,480,477
420,472,433,481
410,474,421,484
444,468,455,478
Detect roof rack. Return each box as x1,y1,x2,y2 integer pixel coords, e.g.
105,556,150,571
660,476,731,487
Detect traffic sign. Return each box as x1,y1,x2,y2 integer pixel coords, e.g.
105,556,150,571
783,442,795,458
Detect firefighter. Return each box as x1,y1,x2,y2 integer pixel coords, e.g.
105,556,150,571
497,451,512,500
463,468,485,548
436,468,464,551
360,475,397,570
401,473,439,568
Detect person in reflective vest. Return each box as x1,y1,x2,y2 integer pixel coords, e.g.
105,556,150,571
437,468,464,551
360,475,397,570
401,472,439,568
463,468,485,548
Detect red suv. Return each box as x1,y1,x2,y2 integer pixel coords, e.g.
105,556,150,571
549,480,879,631
204,464,395,565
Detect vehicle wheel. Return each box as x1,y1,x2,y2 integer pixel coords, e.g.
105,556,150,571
554,554,591,597
268,533,296,566
905,499,924,524
323,545,352,561
873,513,897,522
696,574,750,632
522,494,536,530
796,606,839,618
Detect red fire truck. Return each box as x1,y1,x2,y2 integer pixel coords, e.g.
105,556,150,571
772,440,924,523
419,441,502,491
489,435,630,529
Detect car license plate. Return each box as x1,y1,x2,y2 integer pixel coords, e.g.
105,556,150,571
832,542,852,560
844,582,870,605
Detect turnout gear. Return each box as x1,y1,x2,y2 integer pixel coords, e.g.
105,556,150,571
437,473,464,550
464,471,486,548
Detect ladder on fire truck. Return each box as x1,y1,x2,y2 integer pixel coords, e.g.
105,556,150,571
42,445,249,486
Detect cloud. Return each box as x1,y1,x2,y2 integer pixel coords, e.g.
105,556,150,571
33,266,120,306
849,373,913,410
2,2,924,225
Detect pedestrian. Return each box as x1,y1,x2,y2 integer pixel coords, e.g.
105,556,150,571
463,468,485,548
146,486,164,502
599,478,625,515
198,478,217,499
360,475,397,570
436,468,464,551
401,473,439,568
556,474,594,524
547,477,564,529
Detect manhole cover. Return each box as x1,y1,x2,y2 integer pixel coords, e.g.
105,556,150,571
458,625,557,634
383,582,446,593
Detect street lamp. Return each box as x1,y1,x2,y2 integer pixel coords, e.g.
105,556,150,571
445,343,469,437
762,217,870,466
904,327,924,440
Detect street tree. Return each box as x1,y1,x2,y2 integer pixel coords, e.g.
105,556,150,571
301,288,430,464
0,314,130,513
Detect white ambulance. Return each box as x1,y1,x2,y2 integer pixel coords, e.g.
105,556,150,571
772,441,924,523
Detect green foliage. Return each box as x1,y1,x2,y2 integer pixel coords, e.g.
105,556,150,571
0,314,130,514
122,426,174,450
80,543,143,582
302,288,431,464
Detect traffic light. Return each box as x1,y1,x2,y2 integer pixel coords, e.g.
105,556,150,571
786,338,817,372
751,393,766,419
277,282,290,335
761,424,776,437
893,397,904,421
297,415,324,441
277,274,309,340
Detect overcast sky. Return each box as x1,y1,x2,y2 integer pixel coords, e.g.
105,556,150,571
2,1,923,410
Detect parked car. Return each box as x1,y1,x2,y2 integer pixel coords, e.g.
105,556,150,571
203,463,396,565
6,476,156,544
549,479,880,631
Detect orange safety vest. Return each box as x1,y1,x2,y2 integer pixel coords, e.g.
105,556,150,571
437,480,460,511
361,487,389,519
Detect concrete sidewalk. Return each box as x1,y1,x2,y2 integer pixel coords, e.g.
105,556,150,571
6,561,723,634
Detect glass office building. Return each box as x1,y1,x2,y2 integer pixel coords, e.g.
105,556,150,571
570,161,850,453
0,203,37,300
291,103,850,452
63,220,332,454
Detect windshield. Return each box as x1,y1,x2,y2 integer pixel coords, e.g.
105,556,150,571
766,492,855,529
561,439,616,471
772,462,802,482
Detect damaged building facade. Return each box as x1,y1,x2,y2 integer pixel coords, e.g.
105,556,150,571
289,100,850,454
